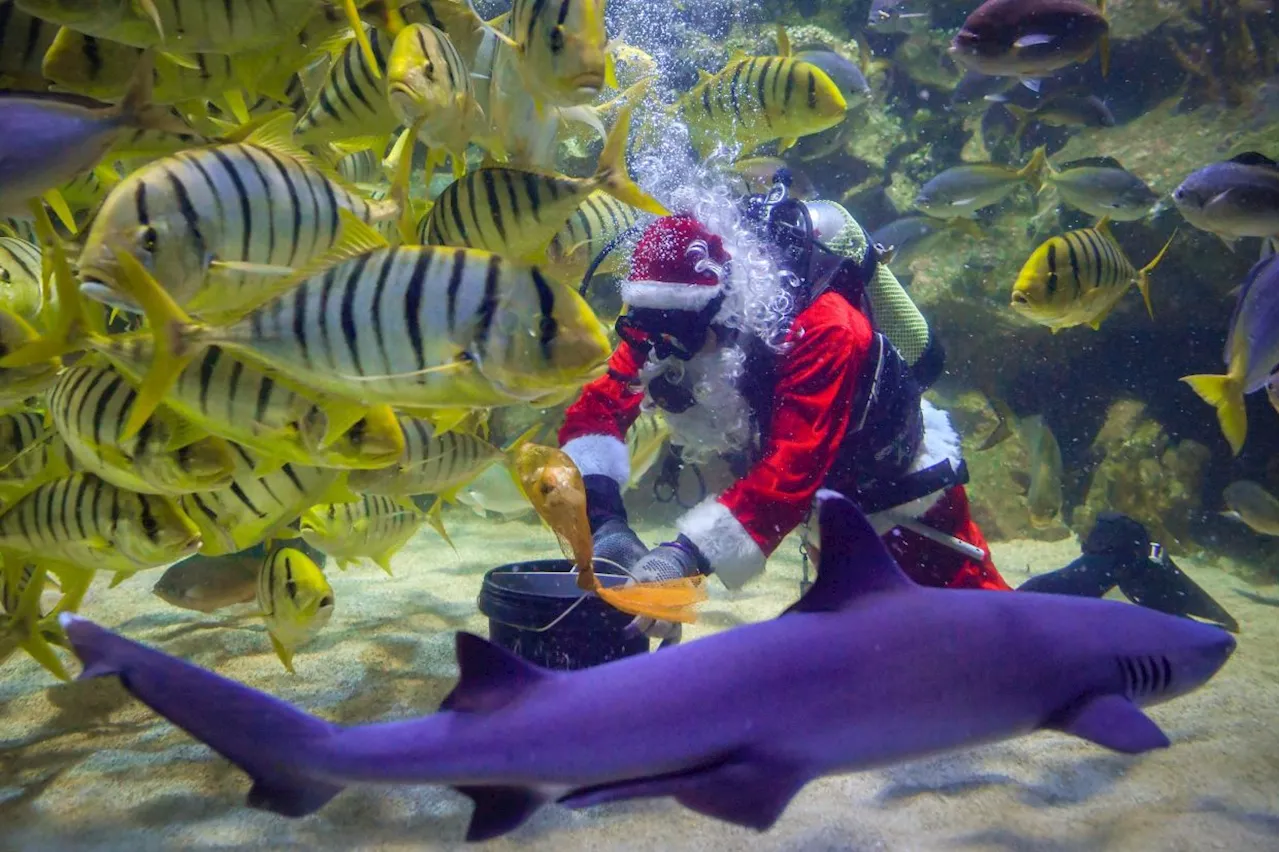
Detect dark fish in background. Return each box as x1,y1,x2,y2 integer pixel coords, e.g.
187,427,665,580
950,70,1021,107
1014,414,1064,528
914,147,1047,218
1220,481,1279,537
1173,153,1279,245
1007,94,1115,143
794,49,872,99
866,0,931,34
1040,157,1159,221
949,0,1111,80
870,215,983,269
1182,254,1279,455
153,554,259,614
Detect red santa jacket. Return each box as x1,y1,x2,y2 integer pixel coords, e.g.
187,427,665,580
559,290,871,588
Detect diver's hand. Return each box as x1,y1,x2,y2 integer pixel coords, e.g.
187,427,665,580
625,537,707,646
591,518,649,571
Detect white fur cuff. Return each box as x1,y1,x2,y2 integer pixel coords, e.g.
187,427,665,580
562,435,630,486
621,280,722,311
677,498,766,590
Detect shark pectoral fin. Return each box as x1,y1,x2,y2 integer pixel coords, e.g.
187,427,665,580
440,632,552,714
784,490,915,615
454,785,550,842
1050,693,1171,754
561,752,810,832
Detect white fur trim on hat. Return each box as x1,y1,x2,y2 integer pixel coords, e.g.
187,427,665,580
621,279,722,311
562,435,630,486
677,498,766,590
866,398,964,533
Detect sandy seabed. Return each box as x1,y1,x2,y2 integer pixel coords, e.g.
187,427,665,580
1,509,1276,852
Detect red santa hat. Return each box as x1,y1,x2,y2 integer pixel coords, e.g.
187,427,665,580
620,215,731,312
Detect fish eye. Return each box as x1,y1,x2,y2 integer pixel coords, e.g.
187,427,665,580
1012,292,1029,304
319,595,334,608
0,269,9,283
549,26,565,53
424,59,435,79
141,225,158,253
141,514,158,536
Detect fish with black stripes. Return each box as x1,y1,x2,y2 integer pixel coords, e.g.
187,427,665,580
673,29,848,157
1010,219,1177,331
88,331,405,471
74,113,400,322
0,471,202,579
483,0,618,110
48,362,238,496
299,492,431,573
179,444,346,557
0,237,45,323
0,411,77,502
15,0,324,54
294,26,399,149
386,22,499,179
418,101,666,260
0,3,60,90
255,544,334,673
544,190,649,285
105,215,613,439
346,413,504,498
0,310,62,412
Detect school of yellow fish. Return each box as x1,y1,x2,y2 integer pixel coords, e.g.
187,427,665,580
0,1,848,678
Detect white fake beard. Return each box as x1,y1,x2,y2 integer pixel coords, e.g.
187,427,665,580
641,343,755,463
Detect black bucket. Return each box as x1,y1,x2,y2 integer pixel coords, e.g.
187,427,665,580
477,559,649,670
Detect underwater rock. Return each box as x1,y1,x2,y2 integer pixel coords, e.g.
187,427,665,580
1072,407,1212,554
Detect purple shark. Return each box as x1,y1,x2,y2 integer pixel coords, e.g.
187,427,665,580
60,490,1236,842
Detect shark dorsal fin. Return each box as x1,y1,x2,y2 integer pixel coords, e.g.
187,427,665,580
441,632,550,713
785,490,914,615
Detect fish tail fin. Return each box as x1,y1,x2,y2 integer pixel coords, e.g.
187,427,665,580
1017,145,1048,192
118,52,193,136
60,613,346,816
594,576,708,624
1181,373,1247,455
109,249,206,440
1135,228,1177,319
593,98,669,217
1005,104,1032,145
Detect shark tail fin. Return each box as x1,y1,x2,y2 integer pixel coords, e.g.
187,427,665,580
59,613,345,816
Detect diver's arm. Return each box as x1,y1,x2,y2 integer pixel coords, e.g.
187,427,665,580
675,294,872,588
557,339,648,488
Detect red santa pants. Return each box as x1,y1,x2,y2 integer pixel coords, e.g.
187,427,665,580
881,486,1011,591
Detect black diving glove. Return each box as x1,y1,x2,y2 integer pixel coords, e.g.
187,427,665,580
1018,511,1148,597
1117,544,1240,633
583,475,648,571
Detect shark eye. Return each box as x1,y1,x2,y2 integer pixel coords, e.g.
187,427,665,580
549,26,565,54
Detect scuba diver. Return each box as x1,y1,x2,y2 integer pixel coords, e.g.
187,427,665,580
558,176,1237,637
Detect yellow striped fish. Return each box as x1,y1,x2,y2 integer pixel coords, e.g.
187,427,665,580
0,561,69,680
0,311,61,412
180,444,343,556
347,413,502,497
0,472,201,576
15,0,321,54
384,0,491,63
386,22,493,177
300,493,426,573
336,148,383,187
295,27,398,148
544,191,648,284
419,103,667,260
256,544,333,672
0,411,72,489
89,333,405,470
0,5,59,90
676,49,848,157
1010,221,1177,331
109,230,613,435
49,363,238,495
76,115,399,320
41,27,305,108
0,237,44,322
490,0,616,109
